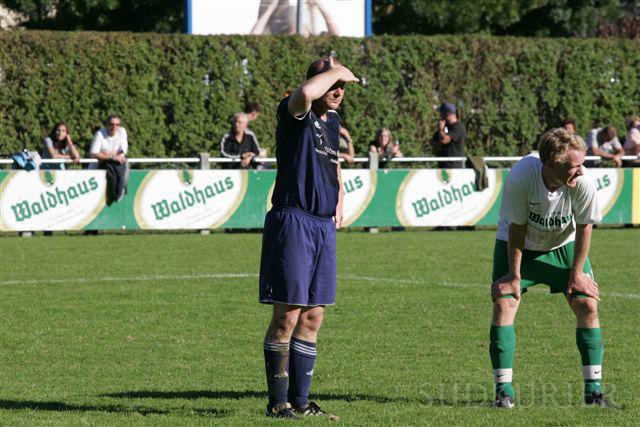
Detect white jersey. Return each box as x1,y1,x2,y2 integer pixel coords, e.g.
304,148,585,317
496,154,601,251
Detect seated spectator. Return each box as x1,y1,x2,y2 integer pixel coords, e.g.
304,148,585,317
338,125,355,165
623,116,640,167
245,101,262,122
90,115,128,203
430,102,466,169
42,122,80,169
562,118,586,148
369,127,402,168
220,112,260,169
585,126,623,167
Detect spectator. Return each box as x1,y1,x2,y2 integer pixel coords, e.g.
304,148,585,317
90,115,128,203
585,126,624,167
220,112,260,169
338,125,355,165
245,101,262,122
430,102,466,168
623,116,640,167
369,128,402,168
562,118,586,148
42,122,80,170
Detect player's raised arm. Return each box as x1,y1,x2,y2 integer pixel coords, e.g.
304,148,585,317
288,57,358,117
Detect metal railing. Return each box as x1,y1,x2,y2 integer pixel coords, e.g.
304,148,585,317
1,154,638,167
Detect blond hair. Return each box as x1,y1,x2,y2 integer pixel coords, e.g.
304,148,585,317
538,128,585,164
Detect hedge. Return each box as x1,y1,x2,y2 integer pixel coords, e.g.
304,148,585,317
0,31,638,160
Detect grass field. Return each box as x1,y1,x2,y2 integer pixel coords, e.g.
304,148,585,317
1,228,639,425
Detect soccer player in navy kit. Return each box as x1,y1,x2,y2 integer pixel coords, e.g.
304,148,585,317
259,56,358,418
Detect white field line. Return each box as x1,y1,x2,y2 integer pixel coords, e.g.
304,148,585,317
0,273,638,299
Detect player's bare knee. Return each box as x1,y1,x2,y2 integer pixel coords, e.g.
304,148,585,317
299,310,324,333
492,297,519,324
267,309,300,341
494,297,519,313
571,297,599,319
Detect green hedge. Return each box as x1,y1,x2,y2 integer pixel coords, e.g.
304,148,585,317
1,31,638,160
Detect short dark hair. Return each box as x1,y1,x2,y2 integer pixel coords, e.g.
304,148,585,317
245,101,261,114
562,118,576,127
106,114,121,125
306,56,341,80
597,126,617,144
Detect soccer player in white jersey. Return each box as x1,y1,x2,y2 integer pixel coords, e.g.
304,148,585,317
489,128,615,408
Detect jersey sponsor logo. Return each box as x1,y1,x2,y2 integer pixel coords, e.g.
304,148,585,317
0,170,106,231
527,211,573,229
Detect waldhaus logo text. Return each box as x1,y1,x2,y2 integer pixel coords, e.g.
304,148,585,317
343,175,363,194
528,211,573,229
411,180,477,218
151,176,234,220
11,177,99,222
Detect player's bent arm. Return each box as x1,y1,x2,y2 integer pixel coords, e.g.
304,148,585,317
508,222,527,279
572,223,592,276
567,223,600,300
491,222,526,300
289,61,358,116
288,68,344,116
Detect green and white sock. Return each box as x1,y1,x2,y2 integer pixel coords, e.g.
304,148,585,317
490,324,515,398
576,327,603,395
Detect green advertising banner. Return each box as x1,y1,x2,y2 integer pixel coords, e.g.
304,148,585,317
0,168,637,232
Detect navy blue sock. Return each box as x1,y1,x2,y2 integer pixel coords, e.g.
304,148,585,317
288,338,317,409
263,341,290,409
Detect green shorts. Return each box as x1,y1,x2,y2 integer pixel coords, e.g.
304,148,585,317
492,240,594,295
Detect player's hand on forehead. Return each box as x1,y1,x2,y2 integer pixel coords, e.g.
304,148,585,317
329,56,359,84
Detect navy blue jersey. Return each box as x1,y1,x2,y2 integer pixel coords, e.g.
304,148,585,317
271,97,340,218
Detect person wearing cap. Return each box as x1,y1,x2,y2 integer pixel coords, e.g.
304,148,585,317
430,102,466,168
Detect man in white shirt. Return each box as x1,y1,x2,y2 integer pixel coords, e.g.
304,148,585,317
90,115,128,164
489,128,614,409
90,115,128,202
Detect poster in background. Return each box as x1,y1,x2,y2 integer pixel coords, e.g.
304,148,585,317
396,169,502,227
133,170,247,229
187,0,368,37
0,170,106,231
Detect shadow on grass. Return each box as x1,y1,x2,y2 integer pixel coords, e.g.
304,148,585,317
0,399,227,417
103,390,486,407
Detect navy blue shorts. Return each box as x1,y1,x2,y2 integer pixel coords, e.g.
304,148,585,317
259,207,337,306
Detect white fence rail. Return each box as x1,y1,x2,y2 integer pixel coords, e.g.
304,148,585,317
0,155,638,166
